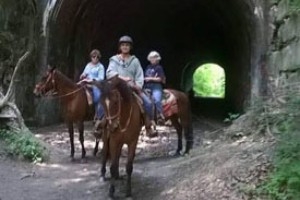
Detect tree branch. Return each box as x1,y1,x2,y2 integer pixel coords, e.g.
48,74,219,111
6,102,28,130
3,50,31,103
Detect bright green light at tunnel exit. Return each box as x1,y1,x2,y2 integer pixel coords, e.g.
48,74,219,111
193,63,225,98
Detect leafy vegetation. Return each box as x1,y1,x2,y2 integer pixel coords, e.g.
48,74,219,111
289,0,300,10
193,63,225,98
0,129,47,163
257,93,300,200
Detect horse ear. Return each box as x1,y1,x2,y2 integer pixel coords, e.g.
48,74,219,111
47,64,56,72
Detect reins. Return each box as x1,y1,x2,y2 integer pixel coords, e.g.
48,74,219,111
43,87,84,99
40,70,84,99
105,89,133,133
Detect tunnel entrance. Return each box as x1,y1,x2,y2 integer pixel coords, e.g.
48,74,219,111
47,0,259,118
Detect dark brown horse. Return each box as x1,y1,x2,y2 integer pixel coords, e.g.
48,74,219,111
33,67,99,161
146,88,194,156
164,89,193,155
93,76,144,198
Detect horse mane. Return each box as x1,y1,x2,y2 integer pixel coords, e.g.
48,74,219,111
54,70,78,88
100,77,133,102
115,78,133,102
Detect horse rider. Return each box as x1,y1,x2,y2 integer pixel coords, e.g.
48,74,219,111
144,50,166,124
78,49,105,120
106,35,155,137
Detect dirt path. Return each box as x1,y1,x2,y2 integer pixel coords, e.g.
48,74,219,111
0,118,272,200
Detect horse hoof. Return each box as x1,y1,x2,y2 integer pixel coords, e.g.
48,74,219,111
81,158,87,163
70,157,75,162
93,151,98,157
108,196,114,200
173,152,181,157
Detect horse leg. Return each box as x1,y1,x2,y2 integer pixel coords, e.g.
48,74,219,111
109,139,122,198
93,119,105,156
183,125,194,155
171,117,183,156
100,132,108,182
180,112,194,155
77,121,86,161
67,122,75,161
125,141,137,198
93,139,99,156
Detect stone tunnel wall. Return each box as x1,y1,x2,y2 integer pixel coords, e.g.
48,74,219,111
30,0,299,125
268,0,300,87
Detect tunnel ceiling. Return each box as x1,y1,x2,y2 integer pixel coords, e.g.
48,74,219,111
49,0,258,114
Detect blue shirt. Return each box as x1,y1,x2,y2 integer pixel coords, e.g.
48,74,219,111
81,62,105,81
144,64,165,88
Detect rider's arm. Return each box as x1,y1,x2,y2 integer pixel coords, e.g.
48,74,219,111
80,63,90,80
106,58,118,79
145,65,166,84
133,59,144,89
94,63,105,81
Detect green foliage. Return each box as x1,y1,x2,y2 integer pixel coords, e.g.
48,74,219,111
258,95,300,200
289,0,300,10
193,63,225,98
0,129,47,163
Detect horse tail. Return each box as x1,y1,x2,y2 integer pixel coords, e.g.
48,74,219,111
184,95,194,149
174,90,194,150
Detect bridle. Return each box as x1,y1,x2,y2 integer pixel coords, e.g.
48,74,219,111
37,70,57,96
37,70,82,98
105,89,133,133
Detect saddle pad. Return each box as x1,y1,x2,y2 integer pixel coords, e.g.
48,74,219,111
162,89,178,117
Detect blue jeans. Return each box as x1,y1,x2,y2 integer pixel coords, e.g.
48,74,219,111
150,84,163,115
92,86,104,119
140,92,153,120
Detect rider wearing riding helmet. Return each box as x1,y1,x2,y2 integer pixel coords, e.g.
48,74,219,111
144,51,166,123
106,35,155,137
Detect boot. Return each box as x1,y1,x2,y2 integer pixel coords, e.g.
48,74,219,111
144,116,157,138
93,118,106,140
157,113,165,126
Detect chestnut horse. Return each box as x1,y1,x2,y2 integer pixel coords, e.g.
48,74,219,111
146,88,194,155
33,67,99,161
93,76,144,198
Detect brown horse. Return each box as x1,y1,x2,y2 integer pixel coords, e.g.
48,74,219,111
33,67,99,161
146,88,194,156
93,76,144,198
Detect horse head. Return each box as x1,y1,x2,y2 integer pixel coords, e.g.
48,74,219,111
33,65,57,97
92,75,124,132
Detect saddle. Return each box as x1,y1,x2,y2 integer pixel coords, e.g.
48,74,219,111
143,88,179,118
84,87,93,106
162,89,178,117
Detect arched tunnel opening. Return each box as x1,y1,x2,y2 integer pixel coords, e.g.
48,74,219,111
47,0,258,119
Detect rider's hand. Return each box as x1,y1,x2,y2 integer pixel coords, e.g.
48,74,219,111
80,74,87,80
144,77,151,82
121,76,132,82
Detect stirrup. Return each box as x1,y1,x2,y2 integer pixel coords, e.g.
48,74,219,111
157,114,165,125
